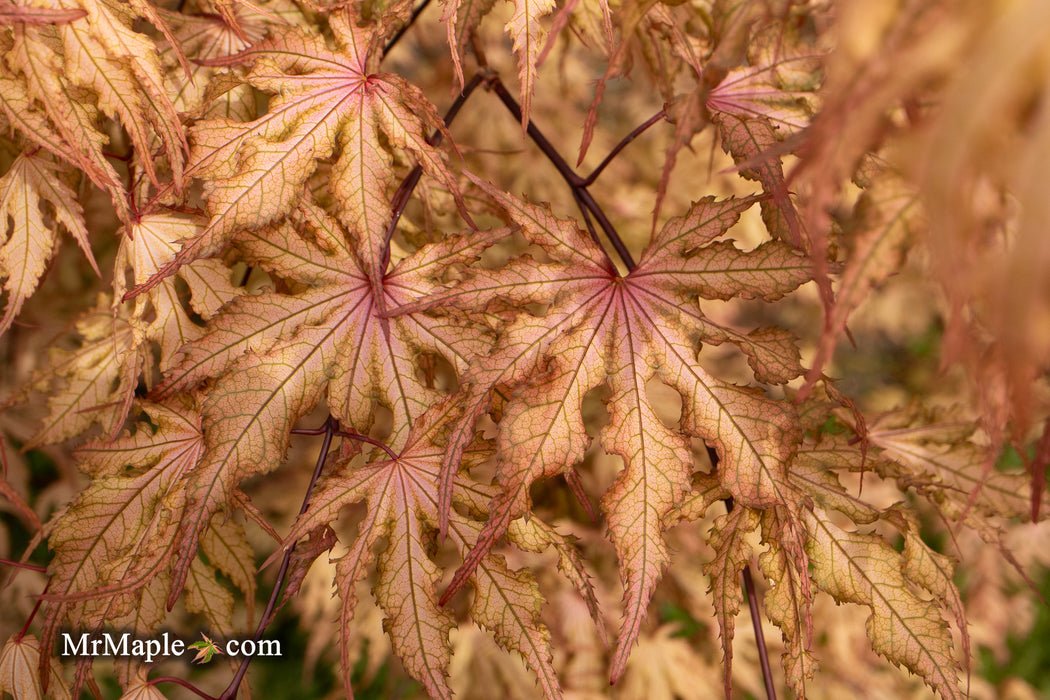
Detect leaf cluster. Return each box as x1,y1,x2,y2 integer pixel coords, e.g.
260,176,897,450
0,1,1048,699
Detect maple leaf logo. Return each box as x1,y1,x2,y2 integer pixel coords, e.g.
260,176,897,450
187,634,223,664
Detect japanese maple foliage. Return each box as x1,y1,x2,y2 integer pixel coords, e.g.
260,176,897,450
1,1,1048,700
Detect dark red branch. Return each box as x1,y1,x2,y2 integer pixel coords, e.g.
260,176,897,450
381,0,433,59
743,565,778,700
582,109,665,187
148,676,218,700
486,77,638,272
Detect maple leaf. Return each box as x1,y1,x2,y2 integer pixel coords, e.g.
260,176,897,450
188,634,224,664
801,163,919,395
0,149,99,338
803,508,964,700
132,12,465,298
154,199,492,609
398,178,811,681
39,398,204,655
278,398,577,699
0,634,71,700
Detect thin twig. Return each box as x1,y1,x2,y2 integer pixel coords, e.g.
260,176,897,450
381,71,487,270
486,77,637,271
218,416,338,700
582,109,665,186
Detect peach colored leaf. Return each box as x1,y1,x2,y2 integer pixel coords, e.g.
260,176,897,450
0,634,71,700
25,298,149,447
114,214,241,370
804,508,963,700
757,540,815,697
0,28,129,218
417,183,808,681
159,200,492,609
803,168,919,394
441,0,556,126
134,14,463,298
40,398,204,653
186,558,236,636
158,6,270,122
869,410,1048,521
711,113,803,248
56,0,186,190
118,668,166,700
442,0,497,88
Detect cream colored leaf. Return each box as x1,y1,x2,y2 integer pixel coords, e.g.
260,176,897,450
804,508,963,700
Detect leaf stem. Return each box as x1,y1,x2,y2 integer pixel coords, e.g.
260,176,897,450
18,581,48,642
0,557,46,573
335,429,400,461
218,416,338,700
148,676,218,700
486,77,637,271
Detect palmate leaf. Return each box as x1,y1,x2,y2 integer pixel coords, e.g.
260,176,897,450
0,0,186,219
24,298,150,448
133,11,464,298
155,199,492,609
278,398,585,699
401,178,812,682
40,398,203,662
40,397,257,682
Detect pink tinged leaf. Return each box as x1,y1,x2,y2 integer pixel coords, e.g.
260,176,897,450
505,0,558,130
601,293,692,683
168,322,342,608
804,509,964,700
